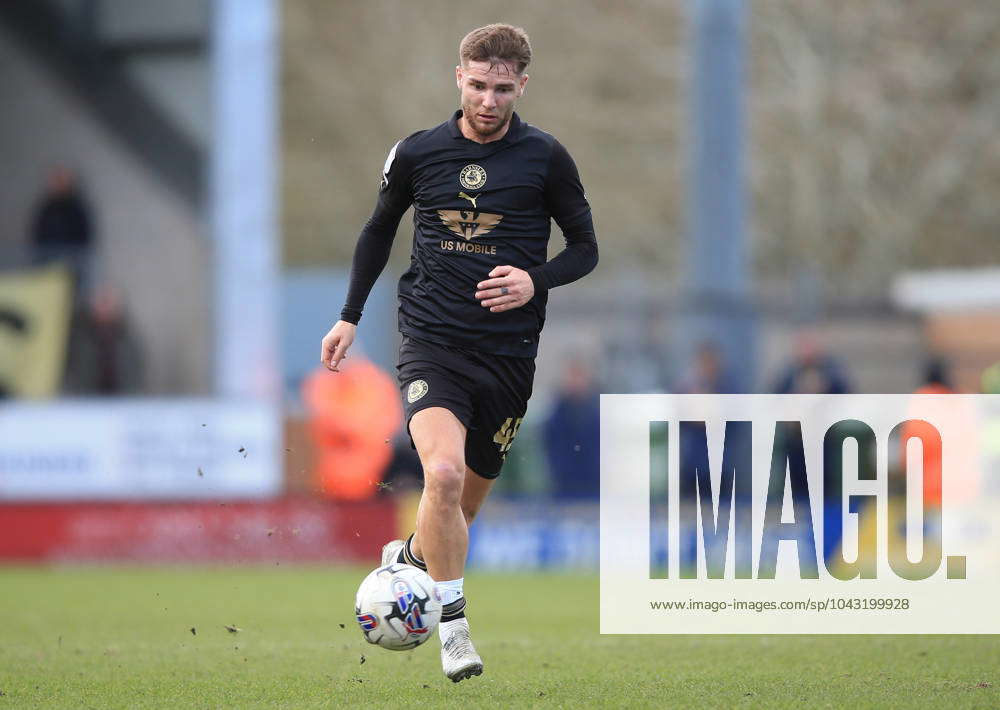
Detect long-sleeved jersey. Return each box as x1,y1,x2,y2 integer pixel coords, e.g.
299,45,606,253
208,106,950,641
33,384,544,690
341,110,597,358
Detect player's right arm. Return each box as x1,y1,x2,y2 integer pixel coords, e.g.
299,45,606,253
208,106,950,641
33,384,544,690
320,139,414,372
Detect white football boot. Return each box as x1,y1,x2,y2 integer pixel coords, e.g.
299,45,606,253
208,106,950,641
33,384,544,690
439,617,483,682
380,539,404,566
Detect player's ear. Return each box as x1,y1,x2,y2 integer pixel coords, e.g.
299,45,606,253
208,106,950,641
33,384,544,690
455,65,463,90
518,73,529,97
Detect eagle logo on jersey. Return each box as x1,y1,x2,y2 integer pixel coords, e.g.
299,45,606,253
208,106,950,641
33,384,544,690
437,209,503,240
459,164,487,190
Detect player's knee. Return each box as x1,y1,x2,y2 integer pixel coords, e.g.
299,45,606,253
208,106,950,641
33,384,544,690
423,460,464,504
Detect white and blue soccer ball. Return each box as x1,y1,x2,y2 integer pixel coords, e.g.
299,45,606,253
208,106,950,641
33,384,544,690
355,563,441,650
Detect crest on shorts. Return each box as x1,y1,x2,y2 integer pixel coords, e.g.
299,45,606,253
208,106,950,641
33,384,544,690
459,164,487,190
407,379,429,403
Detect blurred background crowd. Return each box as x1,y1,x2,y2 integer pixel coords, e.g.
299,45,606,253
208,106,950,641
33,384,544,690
1,1,998,566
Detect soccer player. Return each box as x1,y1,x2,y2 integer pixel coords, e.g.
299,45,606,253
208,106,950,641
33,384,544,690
320,24,598,682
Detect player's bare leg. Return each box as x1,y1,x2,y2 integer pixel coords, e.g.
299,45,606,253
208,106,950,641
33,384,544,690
417,465,493,682
383,409,481,569
411,466,495,559
409,407,468,579
400,407,484,681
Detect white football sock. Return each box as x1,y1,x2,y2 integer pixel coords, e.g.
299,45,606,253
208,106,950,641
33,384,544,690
435,577,464,606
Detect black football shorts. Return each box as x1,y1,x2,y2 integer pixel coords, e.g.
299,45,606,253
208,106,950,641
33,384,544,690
396,336,535,479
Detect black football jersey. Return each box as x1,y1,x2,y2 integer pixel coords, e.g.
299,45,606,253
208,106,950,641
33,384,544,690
342,110,597,358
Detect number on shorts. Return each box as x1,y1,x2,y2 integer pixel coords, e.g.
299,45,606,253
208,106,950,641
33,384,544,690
493,417,523,455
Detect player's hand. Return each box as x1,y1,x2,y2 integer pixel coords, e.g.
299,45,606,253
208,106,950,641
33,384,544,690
320,320,356,372
475,265,535,313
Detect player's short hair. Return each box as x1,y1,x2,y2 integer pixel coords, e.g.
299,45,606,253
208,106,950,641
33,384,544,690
459,24,532,75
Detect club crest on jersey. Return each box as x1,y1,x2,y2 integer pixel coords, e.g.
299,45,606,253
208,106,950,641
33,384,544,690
459,164,487,190
407,379,429,403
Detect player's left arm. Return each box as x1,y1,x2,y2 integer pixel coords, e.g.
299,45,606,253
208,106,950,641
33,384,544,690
476,140,598,312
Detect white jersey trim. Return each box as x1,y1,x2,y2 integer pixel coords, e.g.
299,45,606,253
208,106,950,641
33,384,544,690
381,140,401,189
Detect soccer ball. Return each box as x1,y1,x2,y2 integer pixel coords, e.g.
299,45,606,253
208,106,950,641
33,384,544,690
354,563,441,650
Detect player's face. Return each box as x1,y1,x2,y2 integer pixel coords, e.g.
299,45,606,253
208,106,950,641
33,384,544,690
455,59,528,142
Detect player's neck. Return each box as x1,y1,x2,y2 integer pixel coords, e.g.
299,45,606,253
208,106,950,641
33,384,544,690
458,115,511,144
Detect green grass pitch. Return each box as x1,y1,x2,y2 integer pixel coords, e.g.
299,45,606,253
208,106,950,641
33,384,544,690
1,566,996,708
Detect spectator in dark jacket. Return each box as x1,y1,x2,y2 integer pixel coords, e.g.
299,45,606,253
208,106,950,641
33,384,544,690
62,284,144,395
543,359,600,500
31,165,95,297
772,330,852,394
677,340,741,394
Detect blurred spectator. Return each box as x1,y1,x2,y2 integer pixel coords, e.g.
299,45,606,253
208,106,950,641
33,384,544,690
302,358,401,500
768,331,851,528
30,165,95,297
915,356,954,395
62,283,144,395
982,361,1000,394
772,330,852,394
981,362,1000,496
675,341,746,568
677,340,740,394
896,356,956,507
381,436,424,493
677,342,744,490
542,359,600,499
